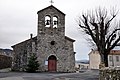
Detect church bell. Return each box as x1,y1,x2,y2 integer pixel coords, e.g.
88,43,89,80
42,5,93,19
46,20,50,25
53,20,57,25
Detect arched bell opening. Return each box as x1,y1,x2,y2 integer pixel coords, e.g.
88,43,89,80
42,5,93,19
45,15,51,27
53,16,58,28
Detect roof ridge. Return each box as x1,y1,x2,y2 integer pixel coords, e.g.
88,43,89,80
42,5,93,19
37,5,65,15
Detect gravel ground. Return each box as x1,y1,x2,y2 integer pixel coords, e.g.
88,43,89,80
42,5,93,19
0,69,99,80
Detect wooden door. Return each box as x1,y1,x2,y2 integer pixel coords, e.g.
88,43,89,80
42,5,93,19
48,55,57,72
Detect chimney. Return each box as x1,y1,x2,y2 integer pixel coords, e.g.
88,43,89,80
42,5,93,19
30,33,33,39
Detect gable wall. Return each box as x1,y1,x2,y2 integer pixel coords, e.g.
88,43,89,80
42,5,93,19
12,39,37,71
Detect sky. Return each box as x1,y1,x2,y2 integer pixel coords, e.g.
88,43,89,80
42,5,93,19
0,0,120,60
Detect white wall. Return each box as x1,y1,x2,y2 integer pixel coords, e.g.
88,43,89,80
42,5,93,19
89,51,101,69
108,55,120,67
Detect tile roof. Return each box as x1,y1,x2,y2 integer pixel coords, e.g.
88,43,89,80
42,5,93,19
109,50,120,55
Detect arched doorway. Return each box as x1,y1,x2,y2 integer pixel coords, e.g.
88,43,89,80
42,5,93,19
48,55,57,72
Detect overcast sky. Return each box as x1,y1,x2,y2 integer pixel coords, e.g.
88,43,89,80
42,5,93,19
0,0,120,60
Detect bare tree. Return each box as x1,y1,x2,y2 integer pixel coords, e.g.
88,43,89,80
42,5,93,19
78,8,120,67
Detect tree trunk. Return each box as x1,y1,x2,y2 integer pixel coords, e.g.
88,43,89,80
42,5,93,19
104,54,108,67
100,53,108,67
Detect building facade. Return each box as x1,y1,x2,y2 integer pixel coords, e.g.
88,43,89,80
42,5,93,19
12,5,75,72
89,50,101,69
89,50,120,69
108,50,120,67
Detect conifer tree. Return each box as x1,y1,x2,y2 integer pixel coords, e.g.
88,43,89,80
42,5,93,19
26,53,39,72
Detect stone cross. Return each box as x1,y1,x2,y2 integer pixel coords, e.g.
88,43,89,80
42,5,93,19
50,0,54,5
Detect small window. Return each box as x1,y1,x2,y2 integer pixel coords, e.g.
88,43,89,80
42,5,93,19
50,41,55,45
109,56,112,62
45,16,51,27
116,56,119,62
53,16,58,28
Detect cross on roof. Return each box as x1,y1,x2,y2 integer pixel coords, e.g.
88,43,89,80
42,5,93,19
50,0,54,5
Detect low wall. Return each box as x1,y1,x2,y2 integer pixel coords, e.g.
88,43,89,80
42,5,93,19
0,55,12,69
99,67,120,80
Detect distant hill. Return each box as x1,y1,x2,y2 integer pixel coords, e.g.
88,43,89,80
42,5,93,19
76,60,89,64
0,48,13,56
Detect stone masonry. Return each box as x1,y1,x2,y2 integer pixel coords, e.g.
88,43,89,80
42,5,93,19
12,5,75,72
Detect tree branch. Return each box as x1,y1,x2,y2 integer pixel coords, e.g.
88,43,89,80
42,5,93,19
105,14,116,34
82,15,97,43
105,29,120,46
108,36,120,51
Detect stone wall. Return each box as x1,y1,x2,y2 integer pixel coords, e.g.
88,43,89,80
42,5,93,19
0,55,12,69
99,67,120,80
12,37,37,71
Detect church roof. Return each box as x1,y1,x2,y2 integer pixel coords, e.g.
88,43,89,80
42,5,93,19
37,5,65,15
12,36,75,48
65,36,75,42
11,36,37,48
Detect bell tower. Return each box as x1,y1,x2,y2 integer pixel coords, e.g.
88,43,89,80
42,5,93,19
37,5,65,36
37,5,66,71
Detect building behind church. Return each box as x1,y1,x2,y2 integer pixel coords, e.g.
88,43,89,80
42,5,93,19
12,5,75,72
89,50,120,69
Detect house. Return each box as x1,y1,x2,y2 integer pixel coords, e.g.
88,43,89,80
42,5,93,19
89,50,101,69
108,50,120,67
12,5,75,72
89,50,120,69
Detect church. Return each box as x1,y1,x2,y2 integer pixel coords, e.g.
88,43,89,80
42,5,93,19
12,5,75,72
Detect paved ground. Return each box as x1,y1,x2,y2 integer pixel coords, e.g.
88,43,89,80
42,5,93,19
0,69,99,80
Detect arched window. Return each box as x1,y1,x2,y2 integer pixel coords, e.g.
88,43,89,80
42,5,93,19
45,16,51,27
53,16,58,28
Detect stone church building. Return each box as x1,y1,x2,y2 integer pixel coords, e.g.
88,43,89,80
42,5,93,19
12,5,75,72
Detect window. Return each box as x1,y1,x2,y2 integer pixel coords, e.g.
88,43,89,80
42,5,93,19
109,56,112,62
53,16,58,28
116,56,119,62
45,16,51,27
50,41,55,45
